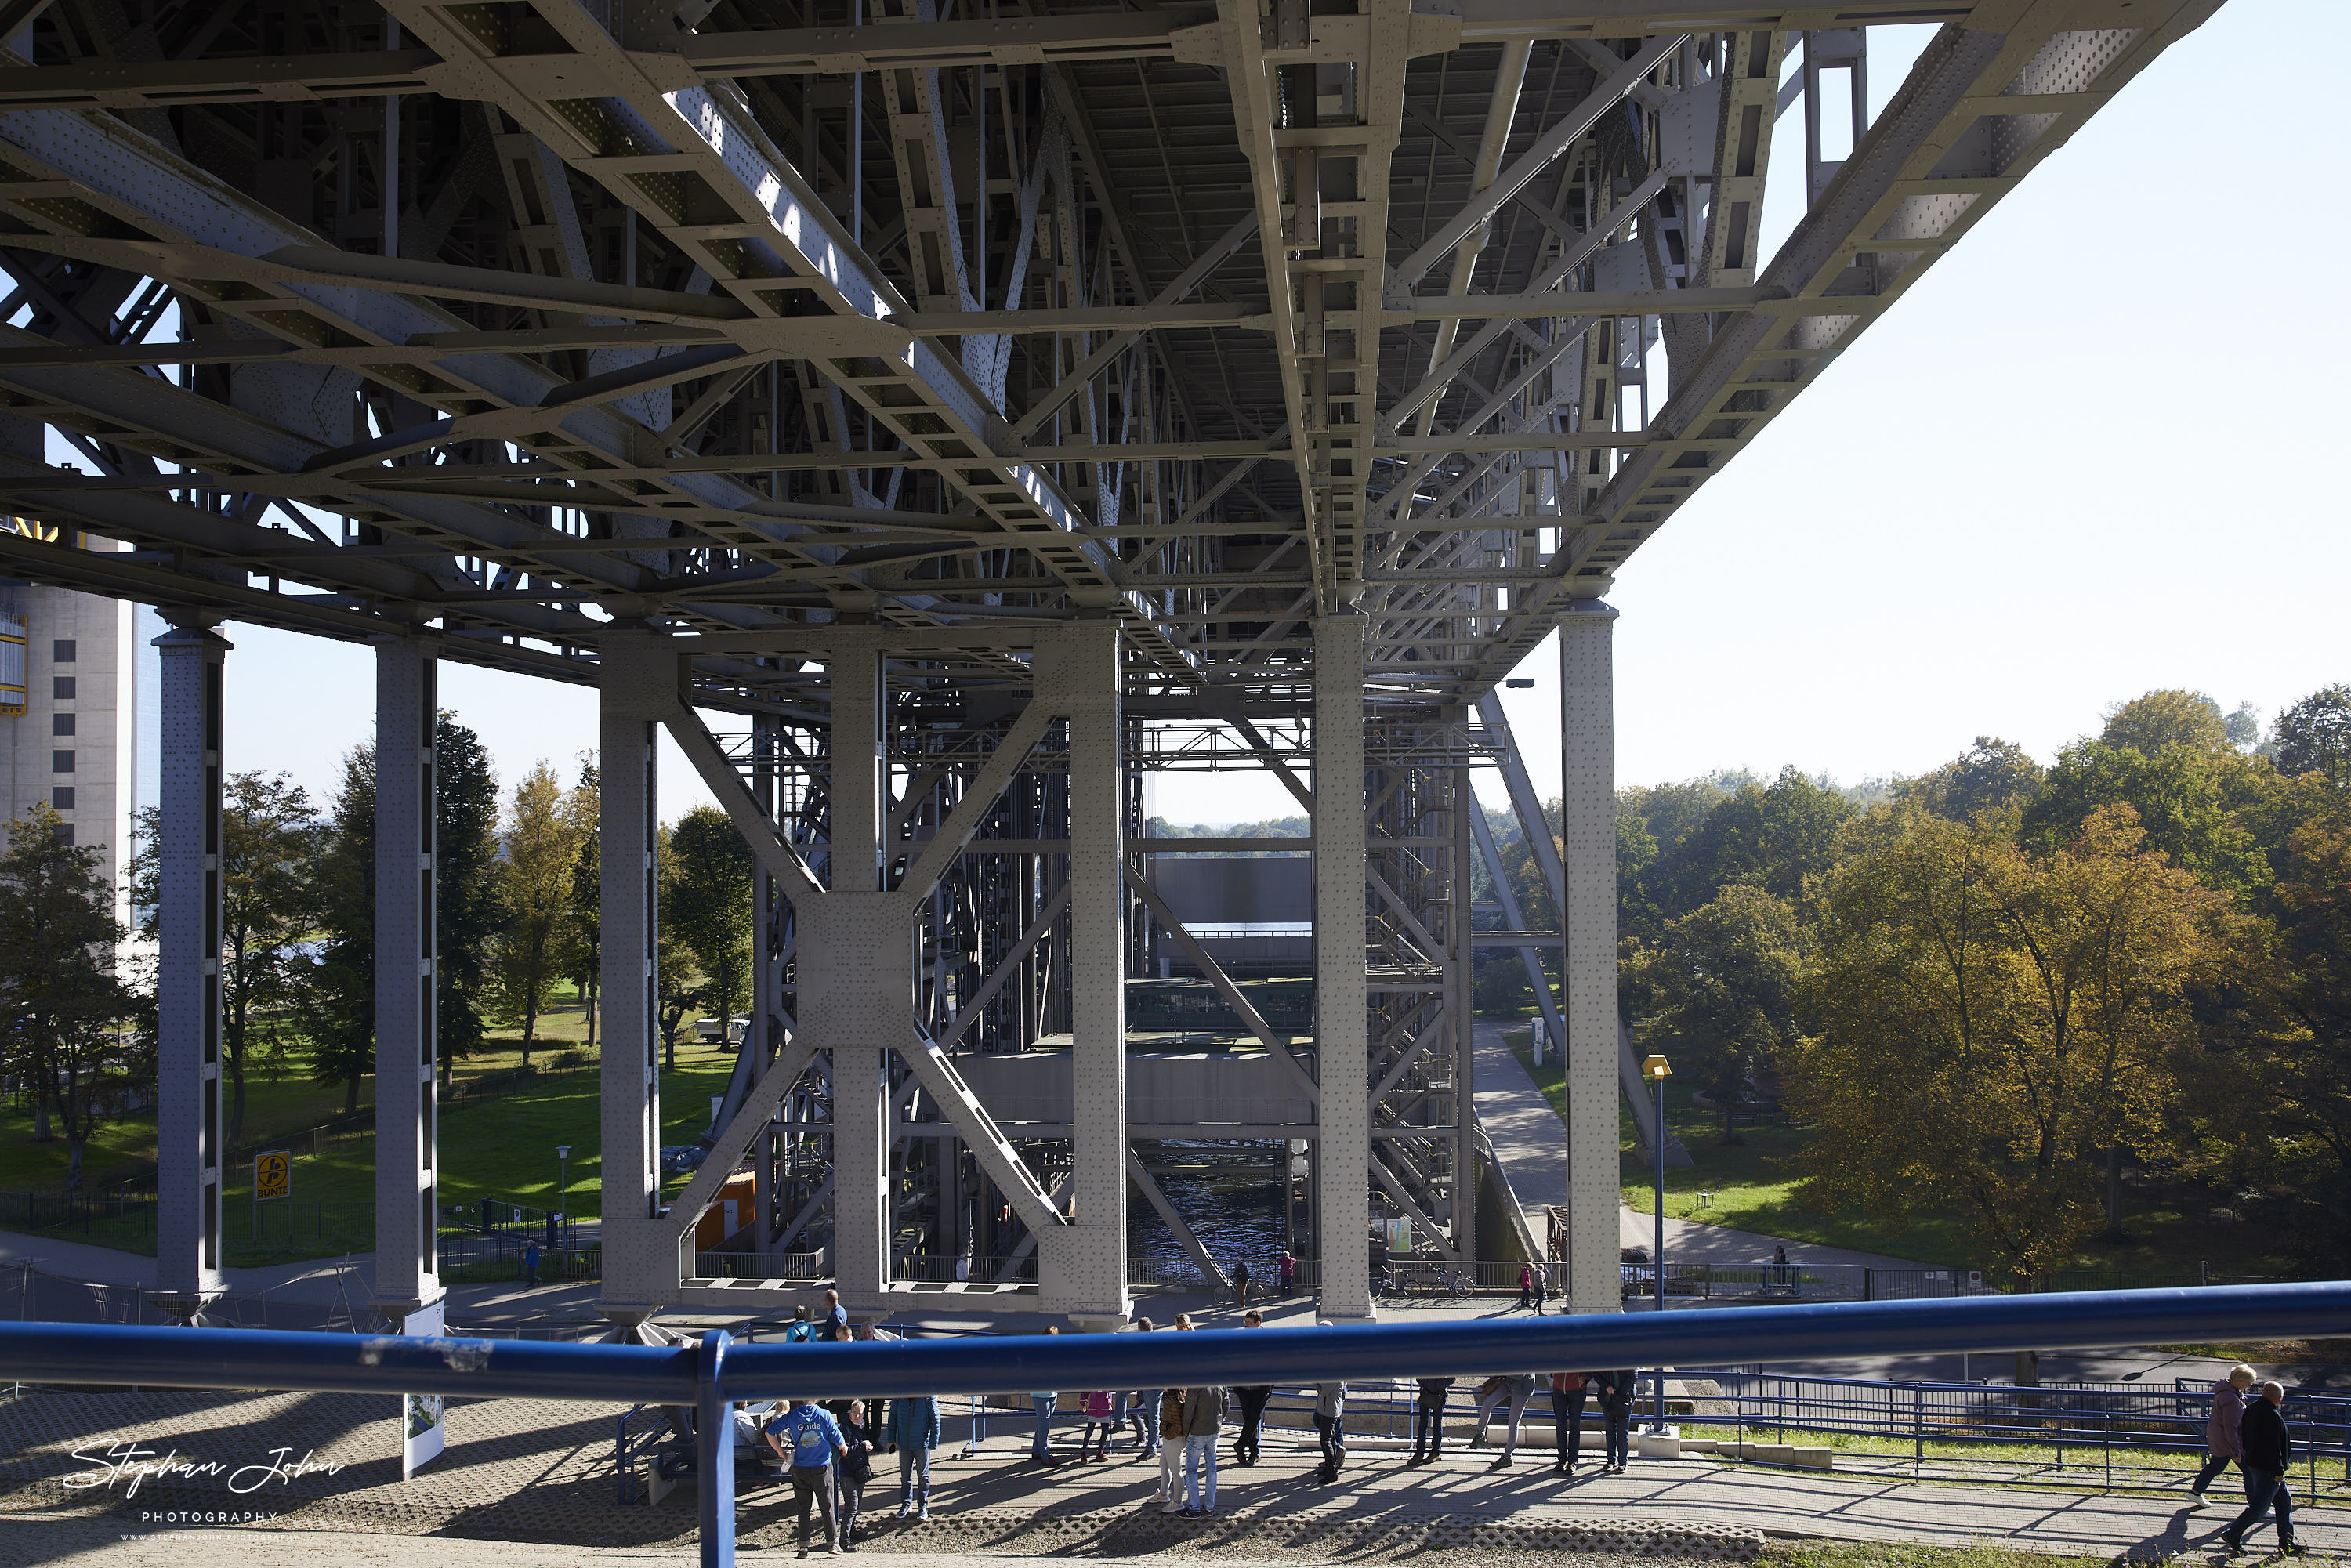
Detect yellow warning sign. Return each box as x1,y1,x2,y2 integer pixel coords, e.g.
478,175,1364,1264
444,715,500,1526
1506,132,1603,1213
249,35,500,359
255,1150,292,1201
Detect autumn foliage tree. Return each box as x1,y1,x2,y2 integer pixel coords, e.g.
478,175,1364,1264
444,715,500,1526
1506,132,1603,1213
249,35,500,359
1788,804,2236,1286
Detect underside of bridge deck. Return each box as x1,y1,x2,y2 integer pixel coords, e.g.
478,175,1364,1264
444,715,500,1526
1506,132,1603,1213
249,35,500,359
0,0,2215,1327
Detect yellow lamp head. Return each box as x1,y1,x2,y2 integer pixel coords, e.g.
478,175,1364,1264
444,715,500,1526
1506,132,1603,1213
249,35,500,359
1641,1053,1672,1081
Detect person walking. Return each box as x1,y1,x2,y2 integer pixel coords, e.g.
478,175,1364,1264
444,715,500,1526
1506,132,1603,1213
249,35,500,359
1155,1385,1186,1505
834,1400,875,1552
1531,1264,1549,1316
1233,1310,1273,1465
1469,1374,1508,1445
523,1238,541,1287
2190,1365,2256,1505
1313,1361,1348,1483
1028,1327,1060,1461
2220,1382,2306,1555
1515,1263,1536,1311
1176,1381,1228,1517
1409,1374,1453,1464
765,1396,847,1558
1125,1316,1158,1456
1598,1369,1636,1472
1077,1389,1118,1461
1232,1257,1253,1310
1550,1371,1588,1473
887,1389,940,1521
1488,1373,1536,1466
1278,1249,1297,1296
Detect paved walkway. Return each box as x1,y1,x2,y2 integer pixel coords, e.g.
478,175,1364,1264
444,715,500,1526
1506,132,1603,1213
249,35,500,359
1466,1017,1936,1276
1469,1019,1567,1218
1,1383,2338,1559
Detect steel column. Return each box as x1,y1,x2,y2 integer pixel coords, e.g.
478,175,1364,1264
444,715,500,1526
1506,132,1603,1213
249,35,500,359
1313,611,1371,1320
154,621,227,1318
816,632,892,1309
1038,621,1127,1324
1559,599,1621,1315
370,640,441,1318
598,632,668,1324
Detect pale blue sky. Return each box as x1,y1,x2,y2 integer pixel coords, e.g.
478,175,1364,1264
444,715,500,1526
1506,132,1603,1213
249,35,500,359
216,1,2346,826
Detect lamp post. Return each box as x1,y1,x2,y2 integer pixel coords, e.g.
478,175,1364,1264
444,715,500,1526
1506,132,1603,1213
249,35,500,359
556,1146,571,1248
1641,1052,1672,1428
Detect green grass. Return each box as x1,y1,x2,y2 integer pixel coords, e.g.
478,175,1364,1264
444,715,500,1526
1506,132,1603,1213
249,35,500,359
13,993,748,1266
1499,1023,2294,1281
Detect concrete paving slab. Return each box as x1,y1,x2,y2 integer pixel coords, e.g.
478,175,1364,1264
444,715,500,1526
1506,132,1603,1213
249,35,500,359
2,1383,2338,1561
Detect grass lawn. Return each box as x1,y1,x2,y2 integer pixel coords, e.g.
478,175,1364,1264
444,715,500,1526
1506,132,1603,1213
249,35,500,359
12,993,748,1266
1498,1023,2295,1283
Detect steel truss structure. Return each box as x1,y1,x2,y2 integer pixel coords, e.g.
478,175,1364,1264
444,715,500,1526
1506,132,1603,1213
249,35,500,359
0,0,2215,1326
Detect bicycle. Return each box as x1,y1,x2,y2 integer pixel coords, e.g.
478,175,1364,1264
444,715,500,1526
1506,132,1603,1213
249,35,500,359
1427,1264,1472,1302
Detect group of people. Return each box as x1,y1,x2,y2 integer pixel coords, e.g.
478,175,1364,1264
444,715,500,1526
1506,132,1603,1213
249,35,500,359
2190,1364,2306,1555
729,1290,945,1557
1026,1311,1648,1517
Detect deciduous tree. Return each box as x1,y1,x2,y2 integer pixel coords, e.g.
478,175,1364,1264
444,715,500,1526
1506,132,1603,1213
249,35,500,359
129,771,323,1144
2270,683,2351,785
1789,804,2234,1285
487,760,581,1064
1633,885,1806,1143
0,806,148,1190
665,806,752,1066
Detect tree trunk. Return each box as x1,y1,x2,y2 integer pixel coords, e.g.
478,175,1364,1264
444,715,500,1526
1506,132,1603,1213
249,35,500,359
2103,1146,2124,1237
585,973,599,1053
345,1073,361,1115
64,1132,84,1193
227,1042,248,1149
521,1001,536,1067
33,1093,50,1142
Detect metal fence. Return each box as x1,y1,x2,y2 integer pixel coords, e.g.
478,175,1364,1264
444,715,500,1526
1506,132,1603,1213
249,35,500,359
1675,1368,2351,1487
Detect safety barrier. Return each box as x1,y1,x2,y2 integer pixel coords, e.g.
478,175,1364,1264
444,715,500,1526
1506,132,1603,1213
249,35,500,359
1668,1369,2351,1487
0,1282,2343,1568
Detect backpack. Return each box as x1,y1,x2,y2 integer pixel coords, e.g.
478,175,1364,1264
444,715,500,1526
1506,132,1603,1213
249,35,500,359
1082,1390,1114,1418
839,1437,873,1485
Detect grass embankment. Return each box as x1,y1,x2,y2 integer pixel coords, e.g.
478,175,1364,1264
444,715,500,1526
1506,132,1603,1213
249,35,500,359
1500,1026,2288,1283
9,994,742,1266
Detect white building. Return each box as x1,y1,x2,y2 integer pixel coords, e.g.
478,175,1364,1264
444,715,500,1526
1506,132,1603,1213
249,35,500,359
0,581,139,930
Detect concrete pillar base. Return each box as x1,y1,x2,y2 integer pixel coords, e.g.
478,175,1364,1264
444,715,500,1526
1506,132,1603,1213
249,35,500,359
1066,1313,1128,1335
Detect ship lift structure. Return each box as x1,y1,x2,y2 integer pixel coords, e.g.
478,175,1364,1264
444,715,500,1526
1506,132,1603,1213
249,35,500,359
0,0,2214,1329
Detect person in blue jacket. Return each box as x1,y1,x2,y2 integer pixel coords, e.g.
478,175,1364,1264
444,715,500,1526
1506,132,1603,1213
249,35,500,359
888,1391,943,1520
766,1398,846,1557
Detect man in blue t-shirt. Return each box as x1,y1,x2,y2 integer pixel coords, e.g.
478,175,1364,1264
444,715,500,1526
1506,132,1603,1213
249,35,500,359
766,1399,847,1556
819,1288,850,1342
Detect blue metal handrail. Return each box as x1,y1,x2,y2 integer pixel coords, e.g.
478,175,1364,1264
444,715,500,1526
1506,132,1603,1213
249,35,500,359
1,1281,2342,1568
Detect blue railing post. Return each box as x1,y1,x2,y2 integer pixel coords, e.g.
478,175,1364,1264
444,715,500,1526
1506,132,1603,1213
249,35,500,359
697,1328,734,1568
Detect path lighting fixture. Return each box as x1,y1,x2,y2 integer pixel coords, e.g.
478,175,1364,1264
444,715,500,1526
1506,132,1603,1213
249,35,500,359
1643,1053,1671,1427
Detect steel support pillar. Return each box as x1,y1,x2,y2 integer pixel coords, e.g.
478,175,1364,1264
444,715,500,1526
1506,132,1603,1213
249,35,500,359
1313,611,1371,1321
1038,621,1128,1327
813,632,893,1310
371,640,441,1319
1559,599,1621,1313
598,633,668,1325
1450,757,1480,1262
154,621,226,1320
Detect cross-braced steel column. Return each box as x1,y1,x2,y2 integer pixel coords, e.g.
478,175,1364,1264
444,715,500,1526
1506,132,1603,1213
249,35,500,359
815,631,892,1309
598,633,668,1325
371,640,440,1319
154,621,227,1318
1313,611,1371,1320
1559,599,1621,1314
1038,621,1128,1327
